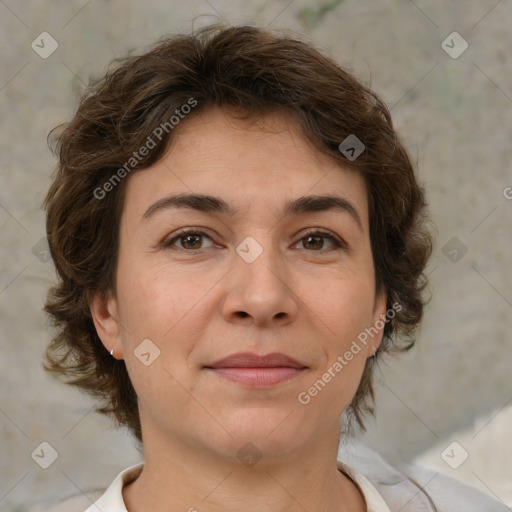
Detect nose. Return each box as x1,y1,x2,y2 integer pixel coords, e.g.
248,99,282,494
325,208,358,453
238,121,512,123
221,237,299,328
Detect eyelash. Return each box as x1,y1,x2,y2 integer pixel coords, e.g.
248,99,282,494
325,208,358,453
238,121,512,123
162,228,346,253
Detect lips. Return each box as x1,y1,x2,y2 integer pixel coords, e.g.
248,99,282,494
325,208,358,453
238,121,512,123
207,352,307,369
205,352,308,388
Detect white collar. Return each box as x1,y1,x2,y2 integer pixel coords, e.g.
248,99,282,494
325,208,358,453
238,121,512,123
84,460,391,512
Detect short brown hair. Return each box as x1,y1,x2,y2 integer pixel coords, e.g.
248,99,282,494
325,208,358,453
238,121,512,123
43,23,432,444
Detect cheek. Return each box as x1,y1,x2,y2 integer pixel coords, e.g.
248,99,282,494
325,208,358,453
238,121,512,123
115,260,201,338
319,275,376,341
114,260,219,387
307,272,375,399
115,266,199,409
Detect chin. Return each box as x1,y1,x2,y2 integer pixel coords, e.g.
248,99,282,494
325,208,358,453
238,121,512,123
202,408,315,462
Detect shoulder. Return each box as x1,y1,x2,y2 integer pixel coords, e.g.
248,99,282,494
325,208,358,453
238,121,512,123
394,458,509,512
338,440,509,512
46,463,143,512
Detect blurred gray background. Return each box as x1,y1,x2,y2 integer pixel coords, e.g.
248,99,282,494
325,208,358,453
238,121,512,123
1,0,511,510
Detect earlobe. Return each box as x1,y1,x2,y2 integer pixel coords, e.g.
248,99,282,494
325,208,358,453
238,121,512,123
87,290,123,358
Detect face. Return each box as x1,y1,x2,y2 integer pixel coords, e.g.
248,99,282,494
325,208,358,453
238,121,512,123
91,107,386,465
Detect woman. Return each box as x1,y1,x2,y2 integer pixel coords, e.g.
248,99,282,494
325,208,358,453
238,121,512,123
44,24,508,512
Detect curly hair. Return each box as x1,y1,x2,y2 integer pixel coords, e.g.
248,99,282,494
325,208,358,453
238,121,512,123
43,23,432,444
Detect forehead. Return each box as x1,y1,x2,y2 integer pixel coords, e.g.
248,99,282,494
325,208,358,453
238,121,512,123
122,108,369,229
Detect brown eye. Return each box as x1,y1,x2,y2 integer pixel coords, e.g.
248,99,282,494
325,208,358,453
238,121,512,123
296,230,345,251
164,229,214,251
179,234,203,250
302,235,325,250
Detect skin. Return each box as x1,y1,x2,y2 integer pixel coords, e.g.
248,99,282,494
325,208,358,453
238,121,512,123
90,107,387,512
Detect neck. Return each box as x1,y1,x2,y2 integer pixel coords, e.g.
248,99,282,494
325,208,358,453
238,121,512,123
122,426,366,512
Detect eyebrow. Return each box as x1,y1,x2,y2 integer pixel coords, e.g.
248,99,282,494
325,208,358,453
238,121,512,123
142,193,363,231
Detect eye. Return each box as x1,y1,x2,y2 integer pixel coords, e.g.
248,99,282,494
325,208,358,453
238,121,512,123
162,228,347,253
294,230,346,251
163,229,215,251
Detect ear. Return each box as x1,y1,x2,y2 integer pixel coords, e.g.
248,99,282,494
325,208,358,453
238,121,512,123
368,288,387,357
88,290,124,359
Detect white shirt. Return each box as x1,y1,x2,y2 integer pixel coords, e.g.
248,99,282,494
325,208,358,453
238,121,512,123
77,461,391,512
48,442,510,511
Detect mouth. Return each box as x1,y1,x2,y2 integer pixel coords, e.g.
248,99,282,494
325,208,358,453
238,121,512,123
204,352,308,388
